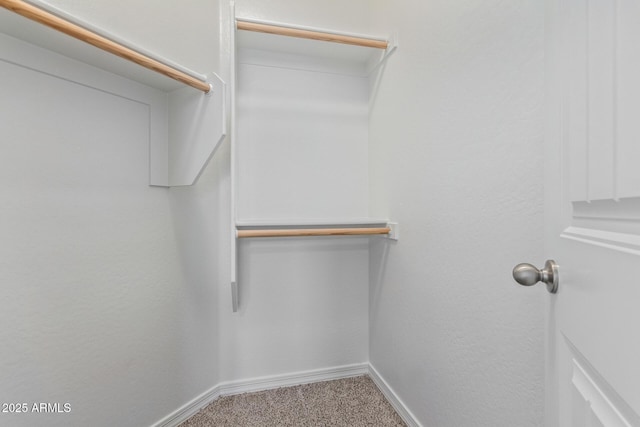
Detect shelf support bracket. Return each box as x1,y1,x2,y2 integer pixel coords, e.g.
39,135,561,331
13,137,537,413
367,31,399,75
387,222,399,241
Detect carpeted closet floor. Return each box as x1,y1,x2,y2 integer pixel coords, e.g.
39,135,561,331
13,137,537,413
180,375,406,426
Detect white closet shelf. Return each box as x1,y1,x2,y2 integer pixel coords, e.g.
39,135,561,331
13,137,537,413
0,0,205,92
236,18,389,49
235,17,397,76
236,218,390,228
237,227,391,239
0,0,226,187
235,219,398,239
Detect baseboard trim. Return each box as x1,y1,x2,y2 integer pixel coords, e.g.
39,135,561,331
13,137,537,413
151,384,221,427
218,362,370,397
368,363,422,427
151,363,369,427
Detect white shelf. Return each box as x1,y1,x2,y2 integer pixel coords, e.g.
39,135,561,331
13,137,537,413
235,17,396,76
235,219,398,241
236,218,390,229
0,4,188,92
0,2,226,187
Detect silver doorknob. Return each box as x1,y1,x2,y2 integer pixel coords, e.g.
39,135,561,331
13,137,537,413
512,260,558,293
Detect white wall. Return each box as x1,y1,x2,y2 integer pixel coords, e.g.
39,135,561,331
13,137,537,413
217,0,373,383
0,2,224,426
234,0,373,34
368,1,545,426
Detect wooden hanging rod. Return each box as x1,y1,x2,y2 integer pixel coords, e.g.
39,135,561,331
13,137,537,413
237,227,391,238
0,0,211,93
236,20,389,50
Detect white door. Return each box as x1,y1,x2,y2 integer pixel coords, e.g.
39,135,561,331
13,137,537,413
543,0,640,425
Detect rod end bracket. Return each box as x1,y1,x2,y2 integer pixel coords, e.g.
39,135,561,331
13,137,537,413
387,222,399,241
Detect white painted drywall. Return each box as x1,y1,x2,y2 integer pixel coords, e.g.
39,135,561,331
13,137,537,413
368,1,545,426
234,0,373,35
217,0,373,383
0,52,199,427
0,2,224,426
235,52,369,221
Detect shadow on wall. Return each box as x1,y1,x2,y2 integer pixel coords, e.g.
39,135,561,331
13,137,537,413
167,138,231,395
369,236,391,316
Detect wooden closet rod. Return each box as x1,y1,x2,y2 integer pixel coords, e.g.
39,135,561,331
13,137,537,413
236,19,389,50
237,227,391,238
0,0,211,93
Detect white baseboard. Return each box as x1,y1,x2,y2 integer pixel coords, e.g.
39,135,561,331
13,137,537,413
218,362,369,397
151,384,221,427
151,363,369,427
368,363,422,427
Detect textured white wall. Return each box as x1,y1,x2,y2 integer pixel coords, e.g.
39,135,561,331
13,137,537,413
0,2,224,426
217,0,373,382
368,1,545,426
234,0,372,34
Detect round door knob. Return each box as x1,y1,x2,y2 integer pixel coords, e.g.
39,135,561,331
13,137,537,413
512,260,558,293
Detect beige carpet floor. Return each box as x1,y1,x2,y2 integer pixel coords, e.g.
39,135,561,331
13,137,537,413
180,375,406,426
